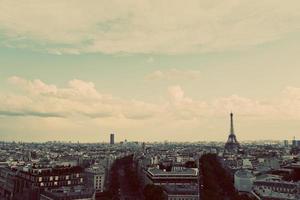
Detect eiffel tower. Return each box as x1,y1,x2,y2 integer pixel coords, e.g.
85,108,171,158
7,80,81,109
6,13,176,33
224,113,240,154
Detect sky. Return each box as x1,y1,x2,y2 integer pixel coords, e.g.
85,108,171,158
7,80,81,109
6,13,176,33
0,0,300,142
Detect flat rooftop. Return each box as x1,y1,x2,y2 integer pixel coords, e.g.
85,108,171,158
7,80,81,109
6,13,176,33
147,167,198,176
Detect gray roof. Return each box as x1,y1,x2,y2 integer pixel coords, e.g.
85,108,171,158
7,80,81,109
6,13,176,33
235,169,254,178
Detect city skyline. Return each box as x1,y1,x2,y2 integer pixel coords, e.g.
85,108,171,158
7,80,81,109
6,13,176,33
1,1,300,142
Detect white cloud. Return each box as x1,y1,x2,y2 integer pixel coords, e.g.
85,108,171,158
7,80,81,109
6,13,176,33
0,0,300,54
4,76,161,120
168,85,193,105
211,95,278,117
4,77,300,141
146,69,201,81
8,76,58,95
5,76,300,122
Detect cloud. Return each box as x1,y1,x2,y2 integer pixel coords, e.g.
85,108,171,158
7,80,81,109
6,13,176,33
166,85,300,120
8,76,104,100
80,112,113,119
4,76,160,120
168,85,192,104
4,76,300,141
8,76,58,95
146,69,201,81
0,111,64,118
0,0,300,54
211,95,278,117
4,76,300,124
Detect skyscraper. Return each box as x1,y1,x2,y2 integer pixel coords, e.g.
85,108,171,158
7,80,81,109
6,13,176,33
284,140,289,147
110,133,115,145
224,113,240,154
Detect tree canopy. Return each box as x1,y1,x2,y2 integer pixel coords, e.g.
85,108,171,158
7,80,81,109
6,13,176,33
200,154,254,200
143,184,164,200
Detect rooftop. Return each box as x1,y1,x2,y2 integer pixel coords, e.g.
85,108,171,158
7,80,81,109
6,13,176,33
148,167,198,176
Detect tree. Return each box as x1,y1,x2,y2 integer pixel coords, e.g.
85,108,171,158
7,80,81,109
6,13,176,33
185,160,197,168
143,184,164,200
200,154,253,200
95,191,113,200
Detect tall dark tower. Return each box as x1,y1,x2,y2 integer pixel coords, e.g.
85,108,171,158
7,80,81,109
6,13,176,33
224,113,240,154
110,133,115,145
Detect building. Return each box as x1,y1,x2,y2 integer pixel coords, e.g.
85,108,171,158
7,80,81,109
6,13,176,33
234,169,255,192
85,166,106,193
224,113,240,154
163,185,199,200
0,167,20,199
17,165,84,190
110,133,115,145
292,139,300,148
0,167,40,200
145,167,198,186
253,175,300,200
40,186,94,200
144,166,199,199
284,140,289,147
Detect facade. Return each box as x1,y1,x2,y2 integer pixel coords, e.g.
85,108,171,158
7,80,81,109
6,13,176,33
85,166,106,193
0,167,20,199
234,169,255,192
17,165,84,190
224,113,240,154
163,185,199,200
40,186,94,200
0,166,40,200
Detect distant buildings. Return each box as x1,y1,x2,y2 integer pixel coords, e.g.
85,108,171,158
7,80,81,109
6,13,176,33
292,138,300,148
284,140,289,147
1,117,300,200
0,141,134,199
291,137,300,155
110,133,115,145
